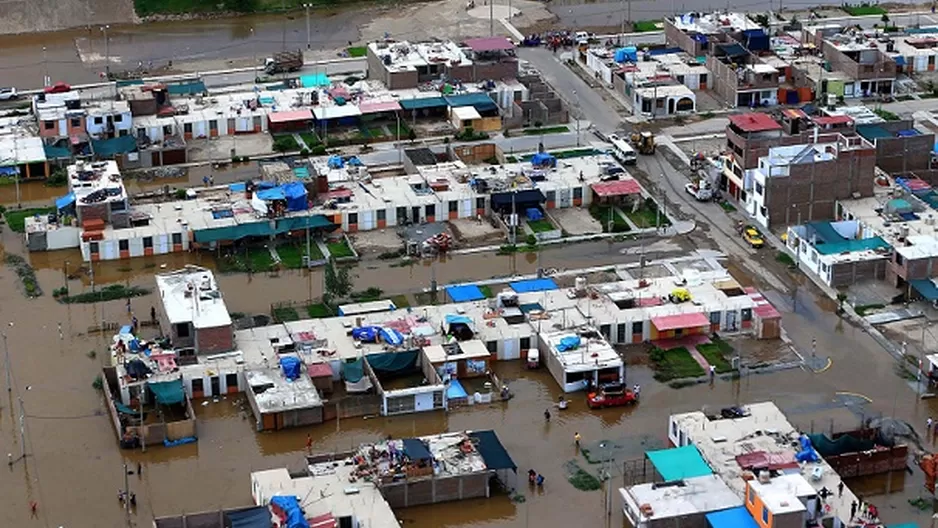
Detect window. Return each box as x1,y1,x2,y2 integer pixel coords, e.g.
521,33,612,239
348,212,358,225
143,237,153,249
762,506,768,523
110,200,126,211
565,371,586,384
377,209,386,221
748,486,755,504
118,239,129,251
655,98,664,108
209,120,218,131
741,308,752,322
617,324,626,343
710,311,721,325
396,207,407,222
448,201,458,213
44,121,55,130
632,321,643,334
476,197,485,210
114,114,123,122
94,117,103,125
175,322,191,338
162,125,172,136
754,182,763,195
600,324,611,339
425,204,435,216
184,123,192,133
89,242,99,254
70,118,81,127
520,336,531,349
573,187,583,200
759,206,767,218
171,233,183,244
485,341,497,353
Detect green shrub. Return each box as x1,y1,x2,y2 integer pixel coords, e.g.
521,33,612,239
525,234,537,246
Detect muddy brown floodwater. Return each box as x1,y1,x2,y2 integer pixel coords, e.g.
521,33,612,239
0,224,937,527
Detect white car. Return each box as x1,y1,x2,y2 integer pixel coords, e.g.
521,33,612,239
0,87,17,100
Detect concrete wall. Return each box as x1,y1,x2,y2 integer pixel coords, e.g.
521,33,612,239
379,472,489,508
822,42,896,81
664,19,706,56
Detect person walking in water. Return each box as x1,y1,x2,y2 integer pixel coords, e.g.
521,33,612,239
544,408,551,422
305,434,313,454
574,432,581,447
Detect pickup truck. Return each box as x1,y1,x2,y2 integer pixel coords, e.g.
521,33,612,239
684,181,713,201
264,50,304,75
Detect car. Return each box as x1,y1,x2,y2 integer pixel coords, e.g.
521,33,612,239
0,87,17,100
587,382,638,409
44,82,71,94
743,226,765,248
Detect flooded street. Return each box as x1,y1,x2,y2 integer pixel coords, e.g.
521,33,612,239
0,216,936,527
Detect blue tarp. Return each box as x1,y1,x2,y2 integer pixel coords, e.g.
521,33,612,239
300,73,330,87
343,358,365,383
895,56,907,66
445,314,473,326
468,430,517,471
281,356,301,380
229,182,246,192
403,438,432,461
115,402,141,416
796,435,820,463
491,189,546,212
378,327,404,347
228,506,274,528
282,181,308,212
614,46,638,63
164,436,197,447
447,379,468,399
293,167,310,179
525,208,543,220
269,496,309,528
352,326,379,342
256,187,286,201
328,155,344,169
509,278,558,294
531,152,556,167
911,279,938,301
897,129,921,137
148,379,185,405
446,284,485,302
365,350,419,374
444,93,498,112
56,193,75,210
647,47,684,56
556,336,580,352
0,166,20,176
706,507,759,528
400,97,447,110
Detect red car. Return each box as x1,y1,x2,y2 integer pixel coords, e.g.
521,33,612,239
44,82,71,94
587,383,638,409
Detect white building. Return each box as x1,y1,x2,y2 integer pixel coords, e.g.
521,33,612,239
538,327,624,393
620,475,743,528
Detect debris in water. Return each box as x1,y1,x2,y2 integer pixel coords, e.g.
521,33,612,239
201,401,209,406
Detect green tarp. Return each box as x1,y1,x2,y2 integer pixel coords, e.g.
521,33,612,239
365,350,419,374
167,81,207,95
807,433,874,458
276,215,337,233
195,215,337,243
92,135,137,157
148,379,185,405
342,358,365,383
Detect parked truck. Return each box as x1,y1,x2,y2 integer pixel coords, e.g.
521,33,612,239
264,50,304,75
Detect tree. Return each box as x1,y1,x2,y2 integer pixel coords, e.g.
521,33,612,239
323,259,352,305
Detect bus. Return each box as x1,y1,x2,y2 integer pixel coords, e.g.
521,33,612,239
607,134,637,165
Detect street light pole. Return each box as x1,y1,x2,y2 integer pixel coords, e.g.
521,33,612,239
304,4,312,50
572,90,581,147
101,25,110,79
3,332,9,393
42,46,48,87
250,28,257,83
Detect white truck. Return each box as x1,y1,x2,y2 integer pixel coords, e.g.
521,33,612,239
607,134,638,165
685,180,713,201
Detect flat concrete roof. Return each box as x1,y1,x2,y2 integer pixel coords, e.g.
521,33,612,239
748,474,814,514
155,265,231,329
620,475,742,520
245,362,322,414
423,339,491,363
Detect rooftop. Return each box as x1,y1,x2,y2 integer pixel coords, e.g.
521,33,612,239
368,40,471,73
541,328,622,373
670,12,762,34
155,265,231,329
729,113,783,133
245,362,323,414
67,160,127,204
670,402,859,524
747,473,815,514
620,475,743,521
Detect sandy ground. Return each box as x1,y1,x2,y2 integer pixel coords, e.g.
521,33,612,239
0,0,136,35
186,135,275,163
350,229,403,253
548,207,601,235
449,217,505,244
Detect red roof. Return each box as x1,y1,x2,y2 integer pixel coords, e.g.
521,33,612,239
780,108,807,120
321,188,353,200
268,109,313,123
359,100,401,114
591,178,642,197
812,115,854,126
744,287,781,319
651,312,709,331
307,362,334,379
728,113,782,133
464,36,515,52
736,451,798,470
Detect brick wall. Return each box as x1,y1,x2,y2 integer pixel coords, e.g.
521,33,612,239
472,60,519,82
829,258,887,288
763,144,875,228
870,121,934,174
195,324,234,354
664,19,705,56
822,42,896,81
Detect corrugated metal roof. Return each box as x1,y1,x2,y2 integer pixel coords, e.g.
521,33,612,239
591,178,642,197
651,312,709,331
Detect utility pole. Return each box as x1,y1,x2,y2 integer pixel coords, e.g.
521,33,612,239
303,3,312,49
490,0,494,36
123,463,131,517
281,0,287,51
573,90,581,147
250,28,257,83
42,46,49,88
627,0,632,31
101,25,111,79
3,333,10,393
18,396,26,461
139,387,146,453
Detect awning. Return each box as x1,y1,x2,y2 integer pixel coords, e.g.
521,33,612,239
148,378,185,405
490,189,545,212
445,93,498,112
268,109,313,123
645,445,712,480
313,105,362,120
56,192,76,210
651,312,709,331
468,430,516,472
402,438,432,461
399,97,447,110
359,100,401,114
894,56,906,66
591,179,642,197
911,279,938,301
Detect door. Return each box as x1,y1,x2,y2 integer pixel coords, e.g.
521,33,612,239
503,339,518,361
191,378,204,399
414,391,434,412
558,189,572,208
411,206,421,223
226,373,239,394
726,311,738,332
210,376,220,397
